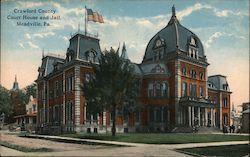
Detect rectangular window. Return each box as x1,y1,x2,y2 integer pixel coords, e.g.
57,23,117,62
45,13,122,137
200,72,204,80
149,107,154,122
189,83,192,97
223,97,228,108
93,114,98,121
156,108,162,122
155,83,161,97
190,84,197,97
193,84,197,97
135,110,140,122
32,105,36,112
123,108,128,122
200,86,204,97
182,67,186,76
182,82,187,97
214,96,217,104
55,81,58,97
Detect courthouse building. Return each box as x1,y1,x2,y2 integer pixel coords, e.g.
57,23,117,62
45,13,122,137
36,6,231,134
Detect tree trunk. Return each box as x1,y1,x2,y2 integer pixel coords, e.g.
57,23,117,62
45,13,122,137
112,104,116,136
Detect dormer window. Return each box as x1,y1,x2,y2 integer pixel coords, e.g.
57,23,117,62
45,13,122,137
66,50,74,63
191,37,196,46
223,84,228,90
156,39,162,47
86,50,97,62
153,37,165,61
188,36,198,59
151,64,165,73
68,55,72,62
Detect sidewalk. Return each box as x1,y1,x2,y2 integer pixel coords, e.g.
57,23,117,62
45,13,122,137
25,134,147,147
2,133,249,157
25,133,249,149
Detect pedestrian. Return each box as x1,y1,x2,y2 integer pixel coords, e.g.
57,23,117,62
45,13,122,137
232,125,235,133
229,125,232,133
223,125,226,134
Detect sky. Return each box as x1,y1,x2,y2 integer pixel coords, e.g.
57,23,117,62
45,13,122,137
1,0,249,111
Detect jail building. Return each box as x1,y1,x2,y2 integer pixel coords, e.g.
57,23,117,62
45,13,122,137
36,6,231,134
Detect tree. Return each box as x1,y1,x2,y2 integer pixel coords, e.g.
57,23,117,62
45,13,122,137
83,48,136,136
23,83,37,104
19,83,37,105
0,85,11,121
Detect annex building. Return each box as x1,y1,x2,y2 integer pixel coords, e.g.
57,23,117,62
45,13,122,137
36,6,231,134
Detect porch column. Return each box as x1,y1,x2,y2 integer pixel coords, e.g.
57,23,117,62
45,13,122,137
188,106,191,126
205,108,208,126
198,107,200,126
84,102,87,124
183,107,186,125
167,108,170,124
154,107,156,123
210,108,213,127
161,107,164,122
213,108,216,126
192,106,195,126
202,108,205,126
180,108,182,125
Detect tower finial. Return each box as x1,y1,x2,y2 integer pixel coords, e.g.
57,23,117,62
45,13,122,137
15,74,17,82
172,4,176,17
42,48,44,58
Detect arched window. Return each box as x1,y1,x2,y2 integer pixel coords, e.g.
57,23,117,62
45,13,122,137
148,81,169,98
191,37,196,46
156,65,161,73
148,83,154,97
162,82,168,97
188,36,198,59
155,82,161,97
151,64,165,73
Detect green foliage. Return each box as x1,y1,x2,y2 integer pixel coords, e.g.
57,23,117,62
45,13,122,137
83,48,136,136
178,144,249,157
0,140,53,152
20,83,37,105
62,133,249,144
0,85,11,116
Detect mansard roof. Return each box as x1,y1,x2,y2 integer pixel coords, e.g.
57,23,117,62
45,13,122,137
140,63,169,75
68,32,102,62
37,54,64,79
142,5,205,63
208,75,231,92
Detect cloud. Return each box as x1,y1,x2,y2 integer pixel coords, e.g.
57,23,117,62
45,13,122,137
205,32,222,48
25,33,31,39
33,32,55,38
214,9,241,17
104,18,119,27
227,33,246,40
18,1,43,8
62,36,69,41
136,19,153,27
19,43,25,48
27,41,39,49
177,3,211,20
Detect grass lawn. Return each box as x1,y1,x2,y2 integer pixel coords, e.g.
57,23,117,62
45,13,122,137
61,133,249,144
0,140,53,152
177,144,249,157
